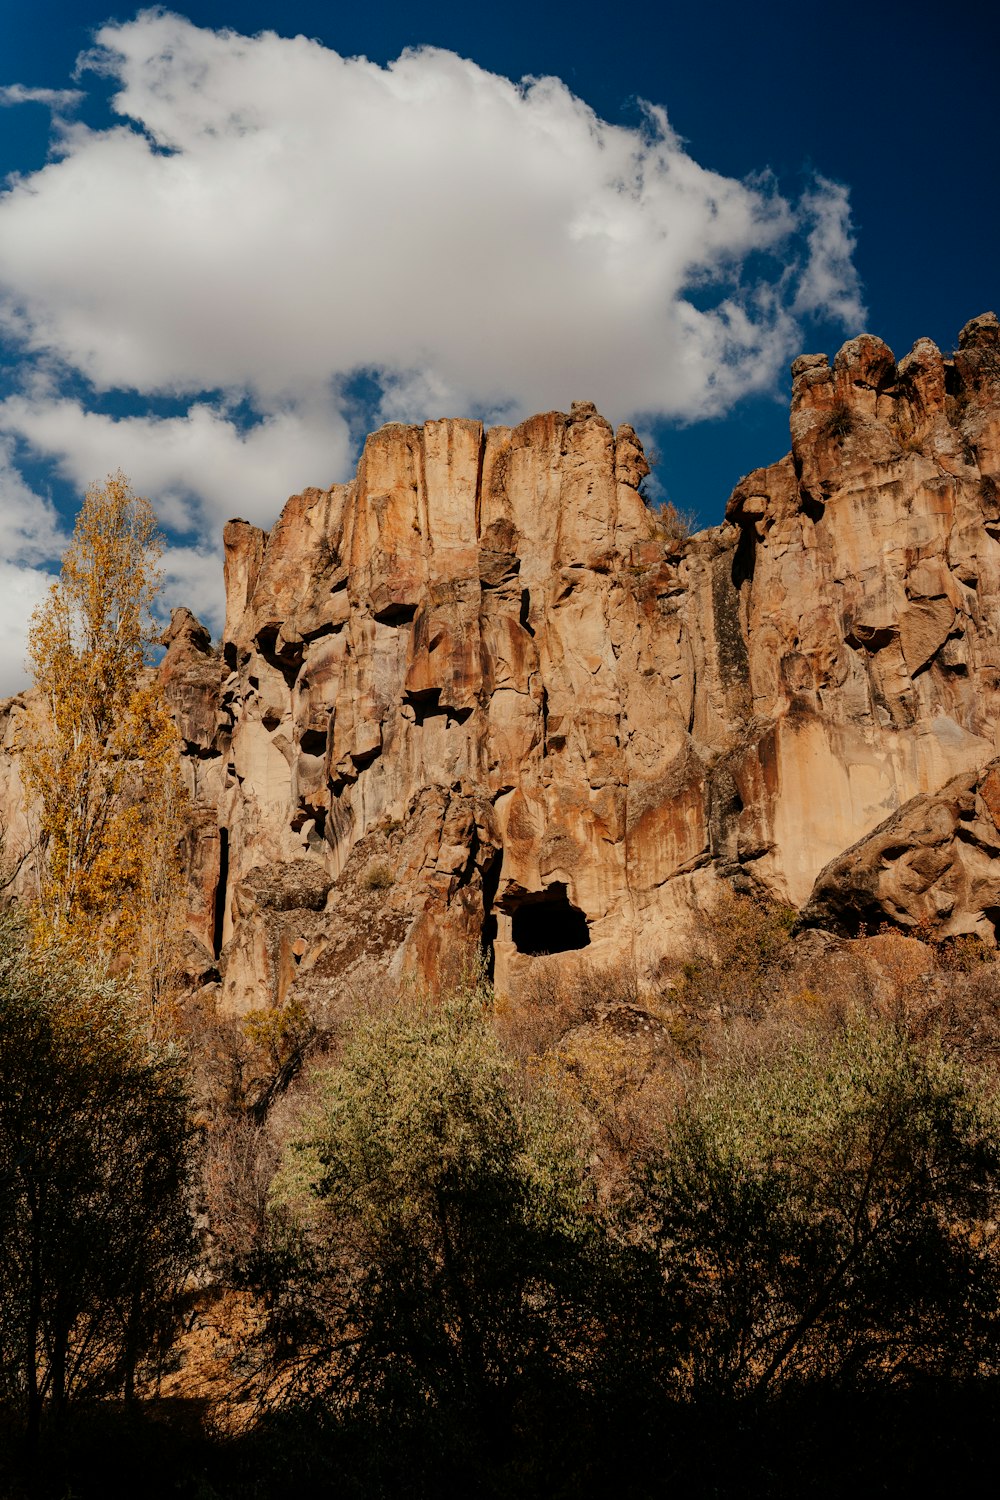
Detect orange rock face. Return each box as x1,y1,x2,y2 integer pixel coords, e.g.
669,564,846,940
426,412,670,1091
162,315,1000,1007
6,319,1000,1009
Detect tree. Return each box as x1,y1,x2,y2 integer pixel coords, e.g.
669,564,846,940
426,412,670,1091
634,1019,1000,1402
22,472,186,1001
267,975,598,1468
0,909,197,1448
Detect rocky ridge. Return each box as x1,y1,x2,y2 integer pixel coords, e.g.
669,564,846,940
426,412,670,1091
5,314,1000,1011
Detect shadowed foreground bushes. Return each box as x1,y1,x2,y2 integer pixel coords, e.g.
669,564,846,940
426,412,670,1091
224,978,1000,1496
4,942,1000,1498
0,911,197,1461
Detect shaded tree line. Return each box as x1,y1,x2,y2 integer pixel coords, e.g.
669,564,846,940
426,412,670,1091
0,911,197,1456
226,972,1000,1498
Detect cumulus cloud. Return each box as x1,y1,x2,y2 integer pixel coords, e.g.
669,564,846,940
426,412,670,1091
0,84,83,111
0,436,65,563
794,176,866,327
0,394,350,535
161,542,225,638
0,9,865,690
0,562,53,696
0,442,65,695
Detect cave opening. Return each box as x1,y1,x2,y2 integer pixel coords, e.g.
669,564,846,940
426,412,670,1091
510,884,590,956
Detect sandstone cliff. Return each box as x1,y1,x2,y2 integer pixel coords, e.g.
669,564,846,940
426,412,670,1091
6,314,1000,1010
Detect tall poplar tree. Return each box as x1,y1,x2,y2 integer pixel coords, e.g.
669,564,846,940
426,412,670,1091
23,472,186,1001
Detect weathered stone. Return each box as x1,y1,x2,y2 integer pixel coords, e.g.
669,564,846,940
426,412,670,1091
802,760,1000,942
162,312,1000,1000
3,316,1000,1010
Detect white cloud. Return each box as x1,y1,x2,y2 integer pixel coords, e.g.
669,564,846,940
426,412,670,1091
0,394,349,535
160,542,225,638
0,84,83,111
0,10,866,694
0,10,863,419
0,561,52,697
0,444,64,696
0,436,66,563
794,176,865,328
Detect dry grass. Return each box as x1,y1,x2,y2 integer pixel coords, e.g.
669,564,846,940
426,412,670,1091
822,401,857,440
649,499,698,544
359,858,395,892
660,886,797,1021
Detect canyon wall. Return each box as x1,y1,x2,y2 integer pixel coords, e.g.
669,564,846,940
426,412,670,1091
5,314,1000,1009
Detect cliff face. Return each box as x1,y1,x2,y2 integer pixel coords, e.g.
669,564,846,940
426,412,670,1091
5,315,1000,1011
148,311,1000,1010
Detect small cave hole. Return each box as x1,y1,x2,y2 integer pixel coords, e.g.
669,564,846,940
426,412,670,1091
255,627,302,687
510,883,590,956
300,728,328,757
731,522,756,589
404,687,442,725
374,601,417,626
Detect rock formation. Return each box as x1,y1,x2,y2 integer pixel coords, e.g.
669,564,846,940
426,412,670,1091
4,314,1000,1010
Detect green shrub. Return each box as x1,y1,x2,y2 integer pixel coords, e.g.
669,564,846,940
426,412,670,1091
268,978,597,1453
632,1019,1000,1402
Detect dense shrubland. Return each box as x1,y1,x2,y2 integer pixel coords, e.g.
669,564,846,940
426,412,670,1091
5,886,1000,1496
4,482,1000,1495
144,904,1000,1500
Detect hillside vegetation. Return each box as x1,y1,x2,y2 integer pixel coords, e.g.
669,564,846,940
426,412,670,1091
4,884,1000,1497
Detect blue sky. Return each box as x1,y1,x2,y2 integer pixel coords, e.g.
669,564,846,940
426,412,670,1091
0,1,995,689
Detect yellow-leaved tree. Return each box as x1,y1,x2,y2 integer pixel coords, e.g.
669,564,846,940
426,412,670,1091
22,472,187,1008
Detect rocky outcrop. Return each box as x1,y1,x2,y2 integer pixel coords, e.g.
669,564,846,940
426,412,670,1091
803,760,1000,940
167,313,1000,1008
724,314,1000,910
5,316,1000,1010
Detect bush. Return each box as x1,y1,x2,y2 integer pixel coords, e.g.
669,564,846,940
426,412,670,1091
359,859,394,892
670,886,796,1020
632,1019,1000,1403
822,402,856,440
265,975,598,1464
650,499,697,543
0,912,198,1447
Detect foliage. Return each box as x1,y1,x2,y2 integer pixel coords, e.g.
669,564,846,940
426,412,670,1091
359,858,395,892
22,472,186,1000
649,498,697,543
821,401,856,440
242,999,316,1120
671,886,796,1019
633,1019,1000,1403
267,974,597,1456
0,909,198,1445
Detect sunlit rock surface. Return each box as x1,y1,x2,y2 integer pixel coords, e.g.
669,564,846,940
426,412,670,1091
5,315,1000,1009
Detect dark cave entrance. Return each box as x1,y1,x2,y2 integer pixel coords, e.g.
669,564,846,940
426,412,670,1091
510,884,590,957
